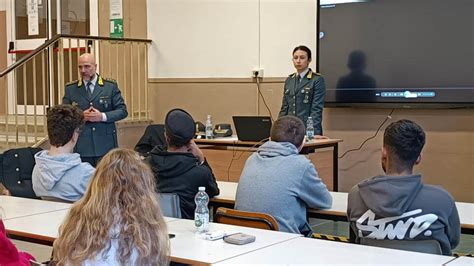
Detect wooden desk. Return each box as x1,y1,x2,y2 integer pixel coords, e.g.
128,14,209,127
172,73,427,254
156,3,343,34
214,237,456,265
212,181,474,234
445,256,474,266
0,196,70,220
196,136,343,191
4,207,180,245
211,181,348,216
1,195,465,265
4,209,68,245
167,218,301,265
4,204,300,265
456,202,474,234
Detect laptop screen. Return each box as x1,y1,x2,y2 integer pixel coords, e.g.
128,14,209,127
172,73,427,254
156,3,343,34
232,116,272,142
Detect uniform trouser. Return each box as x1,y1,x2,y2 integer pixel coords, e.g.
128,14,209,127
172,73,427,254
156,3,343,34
81,156,103,167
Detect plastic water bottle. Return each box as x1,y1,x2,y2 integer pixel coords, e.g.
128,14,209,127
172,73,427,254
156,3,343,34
205,115,213,139
194,187,210,233
306,116,314,141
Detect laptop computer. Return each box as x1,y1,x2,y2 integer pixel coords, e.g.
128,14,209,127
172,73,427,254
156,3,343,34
232,116,272,142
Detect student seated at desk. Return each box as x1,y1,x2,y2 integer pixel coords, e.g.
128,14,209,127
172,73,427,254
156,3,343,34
53,149,169,265
347,119,460,255
32,104,95,202
147,108,220,219
235,116,332,236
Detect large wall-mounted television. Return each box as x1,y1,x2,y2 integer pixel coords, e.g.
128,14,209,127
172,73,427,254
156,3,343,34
319,0,474,107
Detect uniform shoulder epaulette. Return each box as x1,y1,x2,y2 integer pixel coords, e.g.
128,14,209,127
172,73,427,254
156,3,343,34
66,80,78,86
314,72,321,76
289,73,297,77
103,77,117,83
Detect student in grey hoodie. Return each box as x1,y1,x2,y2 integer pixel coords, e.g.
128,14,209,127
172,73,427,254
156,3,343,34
32,105,95,202
235,115,332,236
347,119,460,255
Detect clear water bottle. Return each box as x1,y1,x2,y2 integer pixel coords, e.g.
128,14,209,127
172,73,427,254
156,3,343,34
205,115,213,139
306,116,314,141
194,186,210,233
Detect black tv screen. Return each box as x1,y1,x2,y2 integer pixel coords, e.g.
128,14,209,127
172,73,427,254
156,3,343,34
319,0,474,107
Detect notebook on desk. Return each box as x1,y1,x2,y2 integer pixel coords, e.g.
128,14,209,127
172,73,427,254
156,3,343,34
232,116,272,142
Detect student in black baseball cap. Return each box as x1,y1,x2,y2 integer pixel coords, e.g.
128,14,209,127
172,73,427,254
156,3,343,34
146,108,220,219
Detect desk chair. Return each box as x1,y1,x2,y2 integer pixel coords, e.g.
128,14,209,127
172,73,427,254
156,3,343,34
135,124,167,157
0,147,42,199
360,238,442,255
41,196,75,203
214,207,279,231
29,260,48,266
159,193,182,218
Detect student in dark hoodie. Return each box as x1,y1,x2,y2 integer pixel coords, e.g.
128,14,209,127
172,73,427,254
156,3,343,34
146,109,220,219
347,119,460,255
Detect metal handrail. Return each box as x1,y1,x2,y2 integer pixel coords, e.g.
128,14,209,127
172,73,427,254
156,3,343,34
0,34,152,78
0,34,151,151
0,35,61,77
60,34,152,43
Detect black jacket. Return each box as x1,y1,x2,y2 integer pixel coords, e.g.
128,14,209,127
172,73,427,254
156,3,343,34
146,146,220,219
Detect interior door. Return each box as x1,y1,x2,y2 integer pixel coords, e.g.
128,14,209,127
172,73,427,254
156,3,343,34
7,0,98,114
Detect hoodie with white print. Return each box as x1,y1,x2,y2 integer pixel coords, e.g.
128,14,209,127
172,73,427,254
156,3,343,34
32,150,94,202
347,174,460,255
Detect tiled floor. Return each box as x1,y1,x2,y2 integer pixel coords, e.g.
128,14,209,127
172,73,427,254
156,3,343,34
310,218,474,255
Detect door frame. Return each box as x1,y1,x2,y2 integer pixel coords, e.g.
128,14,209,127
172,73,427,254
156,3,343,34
6,0,99,115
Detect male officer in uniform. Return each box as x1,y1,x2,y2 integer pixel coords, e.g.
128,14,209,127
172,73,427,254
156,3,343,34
63,53,128,166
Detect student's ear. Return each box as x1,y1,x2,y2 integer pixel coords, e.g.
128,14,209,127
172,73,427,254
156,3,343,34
72,130,79,143
297,138,305,152
381,146,388,158
381,146,388,172
415,153,422,165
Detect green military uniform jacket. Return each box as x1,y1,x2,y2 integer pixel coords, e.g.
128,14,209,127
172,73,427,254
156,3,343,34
63,74,128,158
278,69,326,135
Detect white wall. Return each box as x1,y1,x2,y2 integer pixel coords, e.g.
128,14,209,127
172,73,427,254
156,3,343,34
0,1,6,11
147,0,317,78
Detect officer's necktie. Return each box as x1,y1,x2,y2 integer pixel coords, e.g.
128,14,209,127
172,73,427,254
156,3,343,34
296,74,301,87
86,82,93,98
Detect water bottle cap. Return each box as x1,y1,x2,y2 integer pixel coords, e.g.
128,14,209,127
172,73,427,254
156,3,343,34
198,186,206,191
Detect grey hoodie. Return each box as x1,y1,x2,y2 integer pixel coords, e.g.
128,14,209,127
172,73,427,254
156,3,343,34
235,141,332,235
347,174,460,255
32,150,95,202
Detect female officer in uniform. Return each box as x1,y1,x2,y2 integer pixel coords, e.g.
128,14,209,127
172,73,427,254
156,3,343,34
278,45,326,136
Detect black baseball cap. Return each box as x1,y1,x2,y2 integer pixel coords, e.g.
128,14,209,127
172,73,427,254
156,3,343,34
165,108,195,146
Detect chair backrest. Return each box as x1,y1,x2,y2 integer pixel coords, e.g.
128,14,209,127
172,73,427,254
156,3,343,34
0,147,42,199
360,238,443,255
41,196,74,203
135,124,167,156
29,259,47,266
214,207,279,231
158,193,182,218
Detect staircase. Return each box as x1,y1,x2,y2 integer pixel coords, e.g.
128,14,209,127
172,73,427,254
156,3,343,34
0,34,152,153
0,115,47,152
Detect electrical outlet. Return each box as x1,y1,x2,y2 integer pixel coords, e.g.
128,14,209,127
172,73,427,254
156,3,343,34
252,68,264,78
